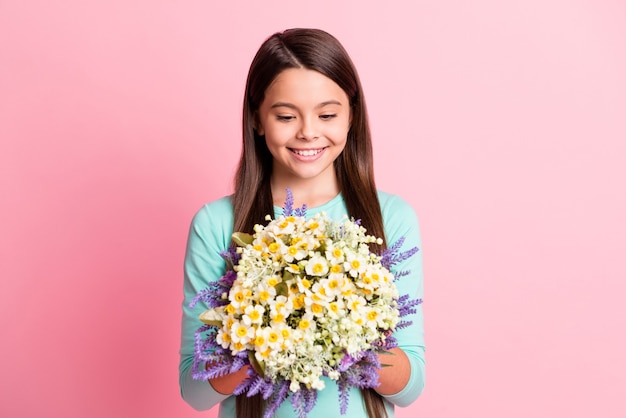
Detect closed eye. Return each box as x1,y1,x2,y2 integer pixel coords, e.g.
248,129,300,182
276,115,295,121
320,114,337,121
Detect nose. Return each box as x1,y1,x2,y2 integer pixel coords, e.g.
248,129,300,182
297,116,319,141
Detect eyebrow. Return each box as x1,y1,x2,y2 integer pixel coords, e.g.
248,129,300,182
270,100,343,109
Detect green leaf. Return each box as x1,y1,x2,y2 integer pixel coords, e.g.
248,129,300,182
248,350,265,377
198,318,222,327
275,282,288,297
198,311,223,327
232,232,253,247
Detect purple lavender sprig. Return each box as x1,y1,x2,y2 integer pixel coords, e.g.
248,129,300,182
380,236,419,272
234,370,273,398
336,351,382,414
282,188,307,217
396,294,423,330
189,269,236,309
302,386,317,413
191,326,248,380
289,386,317,418
220,246,241,268
380,237,423,329
337,377,351,414
264,380,290,418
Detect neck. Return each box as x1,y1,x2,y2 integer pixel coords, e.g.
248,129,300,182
271,177,340,209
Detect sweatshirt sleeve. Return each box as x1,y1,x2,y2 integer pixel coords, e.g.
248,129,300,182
378,193,426,407
179,199,234,410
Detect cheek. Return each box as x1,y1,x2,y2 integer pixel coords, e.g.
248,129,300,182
337,115,352,137
329,123,350,144
263,126,293,151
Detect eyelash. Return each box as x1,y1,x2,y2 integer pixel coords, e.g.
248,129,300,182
276,114,337,122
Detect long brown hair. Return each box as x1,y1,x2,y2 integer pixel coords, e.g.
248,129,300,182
233,28,388,418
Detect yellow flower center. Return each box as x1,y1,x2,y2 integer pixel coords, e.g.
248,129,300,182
312,263,324,274
236,326,248,337
293,295,305,310
249,310,261,321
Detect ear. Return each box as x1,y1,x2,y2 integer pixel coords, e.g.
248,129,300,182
253,112,265,136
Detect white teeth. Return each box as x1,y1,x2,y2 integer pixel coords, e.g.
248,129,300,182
293,149,322,156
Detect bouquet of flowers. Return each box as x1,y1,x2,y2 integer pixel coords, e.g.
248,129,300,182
190,192,421,417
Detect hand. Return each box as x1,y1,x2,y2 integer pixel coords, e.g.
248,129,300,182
208,365,250,395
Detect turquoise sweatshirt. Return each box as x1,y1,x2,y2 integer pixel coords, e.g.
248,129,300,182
179,192,425,417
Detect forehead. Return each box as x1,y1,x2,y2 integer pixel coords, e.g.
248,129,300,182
263,68,349,105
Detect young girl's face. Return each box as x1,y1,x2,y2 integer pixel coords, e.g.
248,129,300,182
256,68,351,187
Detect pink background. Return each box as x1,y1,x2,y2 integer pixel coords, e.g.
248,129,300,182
2,1,625,417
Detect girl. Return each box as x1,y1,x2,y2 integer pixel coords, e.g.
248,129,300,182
180,28,425,418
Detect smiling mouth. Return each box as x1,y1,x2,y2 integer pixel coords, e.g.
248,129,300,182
290,148,325,156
